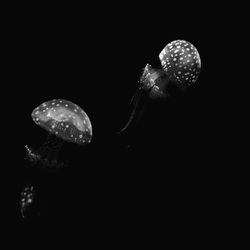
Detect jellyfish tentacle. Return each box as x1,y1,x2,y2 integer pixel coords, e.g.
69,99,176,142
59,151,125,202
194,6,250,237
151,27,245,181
119,87,150,134
119,88,142,133
25,134,65,168
119,64,163,134
130,85,142,105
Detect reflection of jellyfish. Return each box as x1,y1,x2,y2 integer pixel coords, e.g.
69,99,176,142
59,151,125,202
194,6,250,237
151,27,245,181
26,99,92,168
119,40,201,134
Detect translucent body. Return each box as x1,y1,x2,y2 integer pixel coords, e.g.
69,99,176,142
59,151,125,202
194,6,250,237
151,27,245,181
32,99,92,145
159,40,201,89
139,64,169,99
119,65,168,133
20,186,36,218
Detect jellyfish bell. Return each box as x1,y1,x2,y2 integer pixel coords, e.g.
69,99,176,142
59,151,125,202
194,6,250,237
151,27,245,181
159,40,201,91
32,99,92,145
27,99,93,168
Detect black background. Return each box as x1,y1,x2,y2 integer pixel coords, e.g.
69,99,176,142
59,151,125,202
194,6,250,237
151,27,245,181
8,2,230,243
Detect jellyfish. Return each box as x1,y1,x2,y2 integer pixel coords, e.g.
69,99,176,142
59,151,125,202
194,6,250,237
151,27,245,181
119,40,201,134
20,185,36,219
26,99,93,168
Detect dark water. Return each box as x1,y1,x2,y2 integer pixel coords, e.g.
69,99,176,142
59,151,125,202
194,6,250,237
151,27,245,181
9,4,225,243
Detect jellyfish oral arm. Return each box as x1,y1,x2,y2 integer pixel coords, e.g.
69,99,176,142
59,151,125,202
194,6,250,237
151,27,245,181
140,64,159,90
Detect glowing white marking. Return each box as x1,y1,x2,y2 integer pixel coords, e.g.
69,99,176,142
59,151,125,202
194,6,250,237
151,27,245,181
36,106,86,132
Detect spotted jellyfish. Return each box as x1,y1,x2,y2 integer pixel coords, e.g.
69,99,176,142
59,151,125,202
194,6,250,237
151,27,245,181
26,99,93,168
119,40,201,134
19,185,38,219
